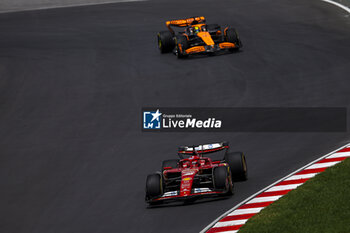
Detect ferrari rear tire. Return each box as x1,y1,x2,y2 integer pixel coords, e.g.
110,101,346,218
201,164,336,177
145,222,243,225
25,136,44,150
225,152,248,181
162,159,179,171
175,35,189,59
146,173,163,198
157,31,175,53
213,166,229,190
225,28,242,51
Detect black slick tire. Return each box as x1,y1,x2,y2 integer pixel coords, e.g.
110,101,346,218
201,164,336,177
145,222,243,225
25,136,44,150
213,166,229,189
146,173,163,199
157,31,175,53
225,152,248,181
225,28,242,51
175,35,189,59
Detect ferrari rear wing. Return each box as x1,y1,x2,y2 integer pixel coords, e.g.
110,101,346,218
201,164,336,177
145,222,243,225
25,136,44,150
166,16,206,34
178,142,228,156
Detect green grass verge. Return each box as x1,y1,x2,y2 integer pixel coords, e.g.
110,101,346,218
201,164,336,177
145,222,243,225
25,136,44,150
239,158,350,233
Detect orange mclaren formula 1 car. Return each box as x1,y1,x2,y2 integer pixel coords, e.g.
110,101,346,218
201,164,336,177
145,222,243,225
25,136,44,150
157,16,242,58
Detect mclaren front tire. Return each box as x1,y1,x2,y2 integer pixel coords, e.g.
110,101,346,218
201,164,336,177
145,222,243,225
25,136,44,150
225,28,242,51
175,35,189,59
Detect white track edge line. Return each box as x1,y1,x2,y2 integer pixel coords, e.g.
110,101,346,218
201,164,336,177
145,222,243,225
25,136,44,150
321,0,350,13
199,142,350,233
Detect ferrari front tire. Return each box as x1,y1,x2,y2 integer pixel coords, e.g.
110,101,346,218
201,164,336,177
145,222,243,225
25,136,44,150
157,31,175,53
213,166,229,189
146,173,163,198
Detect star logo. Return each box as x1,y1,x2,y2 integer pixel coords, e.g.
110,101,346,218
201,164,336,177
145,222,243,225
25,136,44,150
143,109,162,129
151,109,162,122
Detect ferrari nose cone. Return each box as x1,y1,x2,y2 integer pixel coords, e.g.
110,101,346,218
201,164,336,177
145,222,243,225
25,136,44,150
180,170,196,196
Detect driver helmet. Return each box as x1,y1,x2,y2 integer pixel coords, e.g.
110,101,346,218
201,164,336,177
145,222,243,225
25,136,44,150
182,161,191,168
194,26,200,34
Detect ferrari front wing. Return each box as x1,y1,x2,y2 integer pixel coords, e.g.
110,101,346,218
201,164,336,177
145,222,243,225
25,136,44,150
146,188,227,203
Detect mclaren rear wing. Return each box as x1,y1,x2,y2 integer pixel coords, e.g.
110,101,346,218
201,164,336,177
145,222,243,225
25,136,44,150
178,142,229,158
166,16,206,34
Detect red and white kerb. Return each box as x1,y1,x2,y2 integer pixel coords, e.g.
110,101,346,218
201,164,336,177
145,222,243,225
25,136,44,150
203,144,350,233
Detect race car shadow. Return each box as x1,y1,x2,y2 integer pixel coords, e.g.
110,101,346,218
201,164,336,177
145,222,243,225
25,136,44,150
146,195,232,209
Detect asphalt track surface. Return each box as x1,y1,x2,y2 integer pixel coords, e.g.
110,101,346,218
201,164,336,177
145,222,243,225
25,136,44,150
0,0,350,233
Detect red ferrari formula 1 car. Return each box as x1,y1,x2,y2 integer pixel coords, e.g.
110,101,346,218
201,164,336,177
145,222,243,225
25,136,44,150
145,142,248,205
157,16,242,58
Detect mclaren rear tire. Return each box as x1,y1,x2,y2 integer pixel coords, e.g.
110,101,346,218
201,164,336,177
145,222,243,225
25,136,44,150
225,28,242,51
225,152,248,181
146,173,163,199
157,31,175,53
